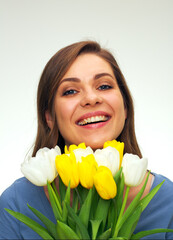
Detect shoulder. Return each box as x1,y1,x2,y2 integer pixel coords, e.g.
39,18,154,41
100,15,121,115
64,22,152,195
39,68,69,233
1,177,36,202
0,178,35,238
1,177,34,193
149,172,173,222
135,173,173,238
0,177,46,210
0,178,36,217
152,172,173,185
0,177,48,239
152,172,173,200
1,178,30,205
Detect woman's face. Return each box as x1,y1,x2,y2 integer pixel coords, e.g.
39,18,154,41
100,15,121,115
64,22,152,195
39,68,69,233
54,53,127,149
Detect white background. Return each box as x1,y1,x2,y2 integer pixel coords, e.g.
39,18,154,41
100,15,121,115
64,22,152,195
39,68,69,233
0,0,173,195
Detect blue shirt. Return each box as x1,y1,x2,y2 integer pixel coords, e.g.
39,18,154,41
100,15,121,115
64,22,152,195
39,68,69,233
0,173,173,239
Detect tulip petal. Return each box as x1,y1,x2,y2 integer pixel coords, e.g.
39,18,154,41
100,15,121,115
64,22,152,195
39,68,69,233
122,153,148,187
94,166,117,200
94,147,119,176
55,153,79,188
103,139,124,166
78,154,97,189
21,146,61,186
73,147,93,163
65,143,87,154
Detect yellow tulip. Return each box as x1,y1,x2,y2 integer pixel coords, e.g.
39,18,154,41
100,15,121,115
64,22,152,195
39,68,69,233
78,154,98,189
94,166,117,200
73,147,93,163
55,152,79,188
104,140,124,167
64,143,86,154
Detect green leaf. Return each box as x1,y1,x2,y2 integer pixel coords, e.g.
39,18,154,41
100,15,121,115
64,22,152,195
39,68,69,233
72,188,79,213
115,171,150,235
94,197,111,232
66,202,90,239
90,186,99,219
5,208,54,239
107,199,116,230
109,237,127,240
56,220,80,239
77,184,89,203
97,228,112,240
27,204,58,239
62,182,71,223
116,172,125,217
75,187,83,206
59,176,66,204
117,204,142,239
113,167,123,184
78,188,93,228
90,219,102,240
131,228,173,239
47,182,63,221
109,173,124,237
51,180,61,204
67,215,76,232
138,180,165,212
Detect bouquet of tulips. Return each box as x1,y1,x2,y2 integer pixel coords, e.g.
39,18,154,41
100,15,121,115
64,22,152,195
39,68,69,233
5,140,173,239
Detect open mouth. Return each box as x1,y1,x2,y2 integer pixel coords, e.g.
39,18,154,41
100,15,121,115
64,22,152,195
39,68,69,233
77,115,110,126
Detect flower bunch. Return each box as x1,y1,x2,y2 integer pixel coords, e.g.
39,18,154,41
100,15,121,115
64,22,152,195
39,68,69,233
5,140,173,239
55,141,121,199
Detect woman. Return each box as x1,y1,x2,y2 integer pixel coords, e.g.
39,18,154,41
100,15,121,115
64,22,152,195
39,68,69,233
0,41,173,239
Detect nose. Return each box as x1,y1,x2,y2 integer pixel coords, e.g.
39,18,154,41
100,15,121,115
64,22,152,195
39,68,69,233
80,89,103,107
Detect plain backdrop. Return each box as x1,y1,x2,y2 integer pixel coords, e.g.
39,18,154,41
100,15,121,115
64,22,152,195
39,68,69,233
0,0,173,195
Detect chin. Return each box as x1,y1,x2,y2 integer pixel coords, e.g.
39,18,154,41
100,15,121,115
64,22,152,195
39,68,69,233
87,143,103,150
84,137,113,150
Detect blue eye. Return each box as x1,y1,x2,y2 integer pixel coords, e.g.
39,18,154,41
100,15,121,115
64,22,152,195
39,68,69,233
98,85,112,90
63,89,77,96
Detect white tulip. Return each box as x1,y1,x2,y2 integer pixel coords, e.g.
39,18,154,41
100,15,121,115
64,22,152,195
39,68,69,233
94,146,120,176
73,146,93,163
122,153,148,187
21,146,61,186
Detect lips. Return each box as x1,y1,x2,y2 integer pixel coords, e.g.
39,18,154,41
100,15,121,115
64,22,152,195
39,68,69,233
76,111,111,126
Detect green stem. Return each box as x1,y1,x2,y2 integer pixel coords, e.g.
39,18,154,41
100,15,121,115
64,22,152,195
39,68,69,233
113,186,130,238
72,189,79,213
51,180,61,204
75,188,82,206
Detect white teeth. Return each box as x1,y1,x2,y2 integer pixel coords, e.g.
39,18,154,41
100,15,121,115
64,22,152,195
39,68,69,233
78,115,109,126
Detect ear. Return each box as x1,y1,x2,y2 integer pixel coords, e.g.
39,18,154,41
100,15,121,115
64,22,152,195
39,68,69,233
45,111,54,129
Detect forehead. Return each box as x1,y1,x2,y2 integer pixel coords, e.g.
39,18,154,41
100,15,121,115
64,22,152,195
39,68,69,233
62,53,114,79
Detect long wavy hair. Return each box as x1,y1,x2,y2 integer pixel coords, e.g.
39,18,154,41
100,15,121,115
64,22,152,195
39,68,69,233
32,40,142,158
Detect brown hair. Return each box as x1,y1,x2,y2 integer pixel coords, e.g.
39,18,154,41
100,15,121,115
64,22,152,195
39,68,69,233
32,40,142,158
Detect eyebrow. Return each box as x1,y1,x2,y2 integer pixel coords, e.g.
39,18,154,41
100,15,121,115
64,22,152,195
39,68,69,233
95,72,114,80
58,72,114,87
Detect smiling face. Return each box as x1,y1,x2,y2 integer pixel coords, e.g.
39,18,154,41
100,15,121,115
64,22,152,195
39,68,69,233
54,53,127,149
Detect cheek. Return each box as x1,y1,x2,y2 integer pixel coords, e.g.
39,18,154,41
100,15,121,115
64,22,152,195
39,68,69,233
107,93,124,112
55,99,77,125
55,103,68,125
109,93,127,123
